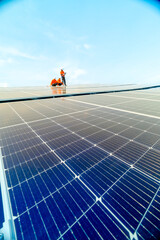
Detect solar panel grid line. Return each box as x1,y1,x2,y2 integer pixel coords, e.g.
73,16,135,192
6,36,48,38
2,96,159,238
102,170,159,224
2,141,48,158
6,102,160,187
134,186,160,236
38,180,96,239
8,100,135,238
13,99,160,142
67,97,160,120
14,175,76,220
58,201,130,240
67,108,160,153
9,105,65,160
106,93,160,103
30,100,99,116
115,147,160,183
134,149,160,181
6,154,61,189
0,122,26,131
57,203,97,240
66,148,110,176
100,200,133,239
102,98,138,108
81,169,158,232
12,99,159,185
107,183,149,217
80,165,130,200
117,171,158,201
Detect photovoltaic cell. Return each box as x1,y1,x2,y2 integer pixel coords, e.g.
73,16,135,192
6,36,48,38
136,189,160,240
114,141,148,164
103,169,159,232
66,147,108,175
134,149,160,180
98,135,129,153
81,156,129,197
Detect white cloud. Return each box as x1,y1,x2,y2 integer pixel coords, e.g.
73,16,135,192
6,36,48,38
0,58,13,66
0,47,38,60
71,69,86,79
0,83,8,87
83,44,91,50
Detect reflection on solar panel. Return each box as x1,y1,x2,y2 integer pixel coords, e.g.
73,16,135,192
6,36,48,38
0,87,160,239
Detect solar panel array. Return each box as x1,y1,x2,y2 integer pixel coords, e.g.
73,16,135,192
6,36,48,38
0,88,160,240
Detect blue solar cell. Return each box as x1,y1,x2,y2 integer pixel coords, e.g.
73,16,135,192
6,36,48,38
47,133,80,150
137,190,160,240
64,183,91,212
51,164,74,185
60,187,83,219
47,168,62,189
54,191,75,226
28,178,42,203
103,169,159,232
27,161,38,175
34,175,50,198
41,172,56,193
135,149,160,181
0,184,4,229
38,200,60,239
13,185,26,215
81,156,129,196
21,182,35,209
5,170,11,187
98,135,128,153
62,229,76,240
20,162,32,179
66,147,108,175
9,167,19,186
19,212,36,240
114,141,148,164
63,202,130,240
15,165,26,183
71,222,89,240
30,207,49,240
9,189,17,216
55,139,92,161
79,215,102,239
14,218,23,240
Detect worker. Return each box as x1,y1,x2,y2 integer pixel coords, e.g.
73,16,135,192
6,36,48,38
50,78,57,86
57,78,63,86
60,69,66,86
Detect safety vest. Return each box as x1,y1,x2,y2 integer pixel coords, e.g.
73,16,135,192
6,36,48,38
50,79,57,85
57,78,63,84
60,70,65,77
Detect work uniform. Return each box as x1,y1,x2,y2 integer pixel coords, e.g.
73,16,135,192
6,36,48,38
57,78,63,86
60,69,66,86
50,78,57,86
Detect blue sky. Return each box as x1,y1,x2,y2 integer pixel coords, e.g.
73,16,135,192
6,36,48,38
0,0,160,87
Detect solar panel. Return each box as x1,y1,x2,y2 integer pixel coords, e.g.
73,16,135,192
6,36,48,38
0,87,160,239
0,184,4,229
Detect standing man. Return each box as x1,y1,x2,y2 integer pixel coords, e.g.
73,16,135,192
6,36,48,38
60,69,66,86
